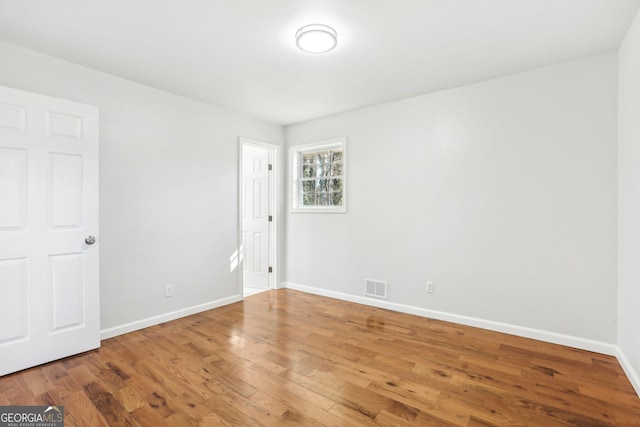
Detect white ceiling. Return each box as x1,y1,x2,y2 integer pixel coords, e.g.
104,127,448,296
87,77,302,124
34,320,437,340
0,0,638,126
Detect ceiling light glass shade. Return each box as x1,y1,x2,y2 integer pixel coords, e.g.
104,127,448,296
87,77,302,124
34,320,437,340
295,24,337,54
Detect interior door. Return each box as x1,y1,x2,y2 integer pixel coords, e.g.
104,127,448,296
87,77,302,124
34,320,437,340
0,85,100,376
242,144,270,290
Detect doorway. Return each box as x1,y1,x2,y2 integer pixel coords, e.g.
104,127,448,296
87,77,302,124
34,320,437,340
239,138,277,297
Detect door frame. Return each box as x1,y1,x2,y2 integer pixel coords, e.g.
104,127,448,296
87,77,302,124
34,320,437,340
238,137,278,296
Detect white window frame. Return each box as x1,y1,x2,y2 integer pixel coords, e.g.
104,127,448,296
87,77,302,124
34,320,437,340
290,137,346,213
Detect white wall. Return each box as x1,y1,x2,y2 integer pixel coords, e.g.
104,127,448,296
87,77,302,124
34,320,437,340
618,9,640,392
285,53,618,346
0,38,625,356
0,41,284,334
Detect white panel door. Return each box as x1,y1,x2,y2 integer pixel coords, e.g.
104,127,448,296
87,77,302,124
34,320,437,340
242,144,270,289
0,85,99,376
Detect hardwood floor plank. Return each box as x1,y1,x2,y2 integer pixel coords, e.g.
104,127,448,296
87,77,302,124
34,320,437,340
51,390,111,427
129,405,170,427
328,402,382,426
379,396,420,421
244,364,348,425
1,289,639,426
84,382,141,427
112,386,147,413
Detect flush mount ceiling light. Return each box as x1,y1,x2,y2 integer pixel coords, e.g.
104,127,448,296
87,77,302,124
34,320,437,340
295,24,337,54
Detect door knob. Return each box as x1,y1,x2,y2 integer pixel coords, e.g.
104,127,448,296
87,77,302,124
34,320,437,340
85,236,96,245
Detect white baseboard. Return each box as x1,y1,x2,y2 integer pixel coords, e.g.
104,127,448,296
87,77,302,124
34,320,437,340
100,294,243,340
617,347,640,397
283,282,617,356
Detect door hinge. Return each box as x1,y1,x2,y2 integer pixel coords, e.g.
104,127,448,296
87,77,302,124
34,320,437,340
268,266,273,273
268,164,273,171
268,215,272,222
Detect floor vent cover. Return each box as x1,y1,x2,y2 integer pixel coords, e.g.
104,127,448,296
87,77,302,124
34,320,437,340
365,279,388,299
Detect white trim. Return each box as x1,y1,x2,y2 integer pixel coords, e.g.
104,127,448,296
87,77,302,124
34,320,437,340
617,347,640,397
238,137,279,295
292,138,346,153
290,137,347,213
282,282,617,356
100,294,243,340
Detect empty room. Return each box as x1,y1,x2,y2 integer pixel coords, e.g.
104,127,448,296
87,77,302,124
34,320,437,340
1,0,640,425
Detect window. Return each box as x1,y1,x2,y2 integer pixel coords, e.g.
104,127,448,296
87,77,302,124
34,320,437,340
291,138,346,213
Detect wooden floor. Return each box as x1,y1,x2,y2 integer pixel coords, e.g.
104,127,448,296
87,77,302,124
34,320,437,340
1,289,639,426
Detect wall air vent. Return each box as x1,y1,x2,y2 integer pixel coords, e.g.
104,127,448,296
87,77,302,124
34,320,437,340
365,279,388,299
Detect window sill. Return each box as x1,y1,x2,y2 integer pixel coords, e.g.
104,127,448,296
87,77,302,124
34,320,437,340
290,207,346,214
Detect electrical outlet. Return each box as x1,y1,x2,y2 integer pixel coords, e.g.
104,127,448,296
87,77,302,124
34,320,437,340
165,284,174,297
426,281,434,293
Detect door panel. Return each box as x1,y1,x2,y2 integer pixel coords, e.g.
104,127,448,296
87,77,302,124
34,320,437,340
0,258,28,344
253,179,262,219
0,85,99,376
50,253,85,331
49,153,83,228
253,232,262,272
0,102,26,131
0,148,27,229
47,111,83,140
